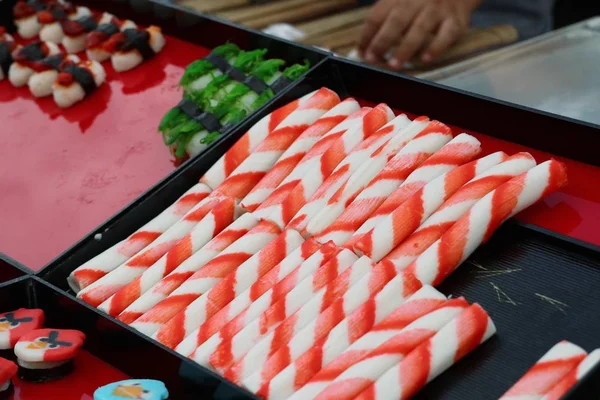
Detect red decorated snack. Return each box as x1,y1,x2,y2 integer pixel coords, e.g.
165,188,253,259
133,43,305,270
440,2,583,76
15,329,85,362
0,309,45,350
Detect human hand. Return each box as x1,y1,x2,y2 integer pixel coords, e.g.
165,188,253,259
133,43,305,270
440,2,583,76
359,0,481,69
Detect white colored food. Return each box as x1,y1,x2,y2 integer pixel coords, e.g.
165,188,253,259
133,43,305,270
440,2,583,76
28,54,80,97
62,34,87,54
53,60,105,108
39,22,64,44
111,26,165,72
16,15,41,39
17,358,69,370
69,6,91,20
86,48,111,62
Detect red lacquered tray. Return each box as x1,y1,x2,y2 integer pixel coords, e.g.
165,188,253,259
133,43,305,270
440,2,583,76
0,36,210,271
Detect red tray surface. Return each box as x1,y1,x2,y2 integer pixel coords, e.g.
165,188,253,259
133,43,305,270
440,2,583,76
0,36,210,270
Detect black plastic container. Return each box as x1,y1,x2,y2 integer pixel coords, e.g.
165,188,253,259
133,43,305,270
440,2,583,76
0,253,31,284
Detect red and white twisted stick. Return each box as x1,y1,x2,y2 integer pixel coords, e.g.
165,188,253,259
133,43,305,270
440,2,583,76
78,196,228,307
190,246,353,367
405,159,568,287
185,241,338,352
542,349,600,400
240,99,361,212
174,235,319,356
117,213,258,324
290,286,459,400
212,89,340,200
67,183,212,292
353,150,506,262
200,91,317,190
152,228,302,349
259,105,399,229
500,341,588,400
385,152,535,270
345,133,482,249
217,255,371,379
312,121,453,245
287,112,420,234
129,220,281,336
98,198,239,316
355,303,496,400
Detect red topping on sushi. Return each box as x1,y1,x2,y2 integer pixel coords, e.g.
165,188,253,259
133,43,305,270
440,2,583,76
0,358,17,385
57,71,75,86
61,19,86,36
16,329,86,362
102,31,127,53
86,31,108,50
13,1,36,19
37,10,55,24
0,309,45,349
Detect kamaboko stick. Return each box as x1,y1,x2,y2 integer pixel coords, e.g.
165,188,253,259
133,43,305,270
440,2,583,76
154,229,304,349
542,349,600,400
67,182,212,292
200,90,317,190
190,246,355,367
500,341,588,400
78,195,228,307
129,220,281,336
354,303,496,400
240,98,361,212
405,159,567,287
385,152,535,270
184,241,338,352
98,197,240,316
118,213,258,324
353,149,506,262
210,253,366,376
288,114,427,235
311,120,453,245
259,105,398,228
345,133,483,248
252,282,446,398
290,288,462,400
211,88,340,200
174,237,323,355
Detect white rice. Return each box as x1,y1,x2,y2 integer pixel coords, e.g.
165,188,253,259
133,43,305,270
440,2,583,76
86,48,111,62
112,51,142,72
69,6,91,20
148,26,166,53
62,35,86,54
53,60,105,108
16,15,41,39
9,63,34,87
29,54,80,97
121,20,137,30
39,22,64,44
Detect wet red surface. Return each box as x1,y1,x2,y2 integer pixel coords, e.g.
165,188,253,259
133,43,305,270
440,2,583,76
0,36,211,270
9,351,129,400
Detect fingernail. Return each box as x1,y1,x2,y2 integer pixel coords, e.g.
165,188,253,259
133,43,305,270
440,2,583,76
365,52,376,62
421,53,432,63
388,58,402,69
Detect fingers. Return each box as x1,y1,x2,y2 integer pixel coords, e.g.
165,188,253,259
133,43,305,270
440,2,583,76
366,5,418,63
421,18,463,63
358,0,391,57
388,8,439,69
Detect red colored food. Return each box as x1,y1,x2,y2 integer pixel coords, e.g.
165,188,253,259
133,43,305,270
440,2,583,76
56,71,75,87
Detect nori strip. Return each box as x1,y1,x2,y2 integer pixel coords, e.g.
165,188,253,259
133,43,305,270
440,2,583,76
122,28,154,60
40,54,63,70
77,16,97,32
96,23,119,37
18,360,74,383
61,63,96,95
17,42,46,62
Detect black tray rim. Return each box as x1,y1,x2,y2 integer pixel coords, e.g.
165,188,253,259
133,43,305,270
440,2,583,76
1,252,33,276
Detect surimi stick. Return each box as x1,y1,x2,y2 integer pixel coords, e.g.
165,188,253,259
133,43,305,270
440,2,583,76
254,105,397,226
542,349,600,400
78,196,228,307
98,198,239,317
200,91,318,190
290,288,462,400
309,120,453,242
154,229,305,350
354,304,496,400
212,88,341,200
174,237,319,356
118,213,258,324
500,341,588,400
129,220,281,336
405,159,568,287
345,133,484,248
385,152,535,270
240,99,361,212
68,183,212,292
353,149,505,262
190,246,354,366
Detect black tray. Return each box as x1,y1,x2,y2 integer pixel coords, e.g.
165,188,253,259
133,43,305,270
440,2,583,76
0,253,31,284
0,276,257,399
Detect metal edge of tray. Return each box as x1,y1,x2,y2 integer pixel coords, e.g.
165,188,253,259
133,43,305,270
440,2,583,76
418,16,600,82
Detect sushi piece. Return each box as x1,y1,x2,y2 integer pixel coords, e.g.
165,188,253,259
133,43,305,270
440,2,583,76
13,0,50,39
0,358,17,399
38,3,91,44
179,43,241,94
94,379,169,400
14,329,85,383
28,53,80,97
0,309,45,357
0,28,18,81
60,15,98,53
53,59,106,107
8,40,60,87
86,16,137,62
105,26,166,72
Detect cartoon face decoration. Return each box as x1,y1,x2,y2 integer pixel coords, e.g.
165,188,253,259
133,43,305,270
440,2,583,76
0,357,17,386
15,329,85,362
94,379,169,400
0,309,45,349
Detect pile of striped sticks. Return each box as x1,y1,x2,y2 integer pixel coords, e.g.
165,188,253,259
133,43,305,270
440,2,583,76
68,87,568,399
